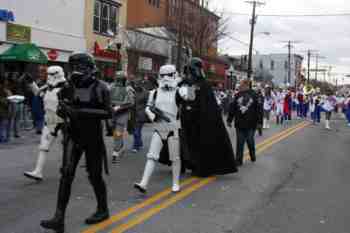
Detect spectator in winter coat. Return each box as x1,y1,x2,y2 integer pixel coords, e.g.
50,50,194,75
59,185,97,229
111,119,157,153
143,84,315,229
227,80,263,166
0,79,11,143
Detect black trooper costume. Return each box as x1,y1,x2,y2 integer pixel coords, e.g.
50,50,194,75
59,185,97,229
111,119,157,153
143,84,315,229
40,53,112,233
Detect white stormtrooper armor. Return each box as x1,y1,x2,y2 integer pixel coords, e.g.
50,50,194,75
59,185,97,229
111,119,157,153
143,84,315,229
24,66,66,181
134,64,182,193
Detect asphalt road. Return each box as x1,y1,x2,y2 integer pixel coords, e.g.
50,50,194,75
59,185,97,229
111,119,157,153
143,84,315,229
0,115,349,233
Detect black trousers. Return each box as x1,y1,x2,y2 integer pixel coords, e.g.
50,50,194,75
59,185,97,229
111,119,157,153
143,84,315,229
55,137,108,219
236,128,256,164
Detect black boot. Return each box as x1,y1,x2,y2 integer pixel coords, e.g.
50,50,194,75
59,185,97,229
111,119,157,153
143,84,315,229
87,177,109,224
41,176,72,233
40,211,64,233
85,209,109,225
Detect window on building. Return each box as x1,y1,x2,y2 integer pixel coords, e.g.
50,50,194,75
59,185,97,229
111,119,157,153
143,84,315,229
270,60,274,70
259,60,263,69
93,0,120,35
148,0,160,7
284,61,288,70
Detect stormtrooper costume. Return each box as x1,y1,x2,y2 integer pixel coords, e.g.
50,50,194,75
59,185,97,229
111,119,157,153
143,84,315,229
134,64,182,193
274,89,285,125
24,66,66,181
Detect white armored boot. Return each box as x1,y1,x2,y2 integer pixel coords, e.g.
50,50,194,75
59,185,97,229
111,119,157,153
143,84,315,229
263,119,267,129
134,159,156,194
24,151,47,181
172,160,181,193
325,120,331,129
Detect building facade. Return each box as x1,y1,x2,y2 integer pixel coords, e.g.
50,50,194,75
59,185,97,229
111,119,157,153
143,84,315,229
85,0,127,82
0,0,86,76
252,54,303,86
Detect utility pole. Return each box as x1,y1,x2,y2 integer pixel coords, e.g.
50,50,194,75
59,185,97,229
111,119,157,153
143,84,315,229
176,0,185,71
307,50,310,83
245,1,265,80
281,40,300,85
314,54,326,82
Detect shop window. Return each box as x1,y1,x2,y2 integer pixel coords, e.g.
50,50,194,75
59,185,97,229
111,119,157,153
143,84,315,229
259,60,263,69
148,0,160,7
93,0,120,35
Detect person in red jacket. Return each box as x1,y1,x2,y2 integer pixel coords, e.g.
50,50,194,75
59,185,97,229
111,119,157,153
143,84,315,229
283,91,292,124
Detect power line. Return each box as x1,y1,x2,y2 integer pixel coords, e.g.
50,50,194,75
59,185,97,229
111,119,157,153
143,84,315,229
221,11,350,17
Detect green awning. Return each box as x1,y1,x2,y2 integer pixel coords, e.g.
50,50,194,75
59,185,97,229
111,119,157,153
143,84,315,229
0,43,48,64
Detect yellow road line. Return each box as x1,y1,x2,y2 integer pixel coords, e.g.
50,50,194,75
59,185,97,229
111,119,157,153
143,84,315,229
82,121,308,233
81,177,198,233
111,177,216,233
109,122,310,233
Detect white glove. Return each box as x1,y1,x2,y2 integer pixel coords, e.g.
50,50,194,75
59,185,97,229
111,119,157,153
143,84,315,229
178,86,189,100
113,105,120,112
145,107,156,122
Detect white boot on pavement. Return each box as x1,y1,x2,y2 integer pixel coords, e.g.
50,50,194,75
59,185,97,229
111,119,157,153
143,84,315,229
134,159,156,194
24,151,47,181
325,120,331,129
172,160,181,193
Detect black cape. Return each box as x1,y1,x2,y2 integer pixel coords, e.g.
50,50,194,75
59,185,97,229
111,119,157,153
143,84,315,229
179,80,238,177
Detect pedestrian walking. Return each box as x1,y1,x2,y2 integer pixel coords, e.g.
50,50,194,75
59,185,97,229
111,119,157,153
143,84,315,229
0,78,11,143
263,86,273,129
345,94,350,126
322,90,337,130
131,82,149,152
40,53,112,233
110,76,135,163
227,79,263,166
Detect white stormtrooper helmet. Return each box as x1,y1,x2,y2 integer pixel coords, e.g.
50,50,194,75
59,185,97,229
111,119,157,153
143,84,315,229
47,66,66,87
158,64,181,89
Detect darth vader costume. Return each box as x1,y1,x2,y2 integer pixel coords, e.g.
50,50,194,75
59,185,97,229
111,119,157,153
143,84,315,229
177,58,238,177
40,53,112,233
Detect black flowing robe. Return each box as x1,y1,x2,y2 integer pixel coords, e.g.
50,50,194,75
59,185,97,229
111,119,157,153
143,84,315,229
178,80,238,177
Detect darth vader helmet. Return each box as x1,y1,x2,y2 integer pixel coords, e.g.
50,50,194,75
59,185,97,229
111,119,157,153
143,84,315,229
186,57,205,83
47,66,66,87
68,53,97,87
158,64,181,89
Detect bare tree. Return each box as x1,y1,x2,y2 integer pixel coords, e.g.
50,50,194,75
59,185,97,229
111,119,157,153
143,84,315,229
167,0,230,60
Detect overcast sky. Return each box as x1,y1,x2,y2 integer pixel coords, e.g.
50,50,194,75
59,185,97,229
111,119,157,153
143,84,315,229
208,0,350,84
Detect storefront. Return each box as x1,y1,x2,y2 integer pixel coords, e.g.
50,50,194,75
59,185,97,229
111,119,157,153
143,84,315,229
93,41,121,82
127,48,167,80
202,58,227,89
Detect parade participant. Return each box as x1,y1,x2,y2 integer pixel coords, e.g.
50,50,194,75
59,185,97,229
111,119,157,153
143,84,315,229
109,74,135,163
297,87,304,118
23,67,66,181
345,94,350,126
178,57,237,177
227,79,262,166
134,64,182,193
310,93,321,124
322,90,337,130
40,53,112,233
274,88,284,125
263,86,273,129
283,89,292,124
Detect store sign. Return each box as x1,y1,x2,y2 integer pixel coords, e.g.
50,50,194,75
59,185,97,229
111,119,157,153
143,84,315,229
0,9,15,22
47,49,58,61
138,57,152,71
93,42,120,60
7,23,31,43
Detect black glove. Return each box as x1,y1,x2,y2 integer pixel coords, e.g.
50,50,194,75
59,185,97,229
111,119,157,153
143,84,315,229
22,73,34,84
57,102,76,119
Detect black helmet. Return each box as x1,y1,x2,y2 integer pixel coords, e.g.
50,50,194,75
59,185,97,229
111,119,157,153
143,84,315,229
188,57,205,82
68,53,97,87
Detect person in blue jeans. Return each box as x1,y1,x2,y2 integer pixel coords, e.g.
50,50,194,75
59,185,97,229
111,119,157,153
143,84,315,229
31,93,45,134
132,84,149,152
345,95,350,126
311,95,321,124
0,79,11,143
